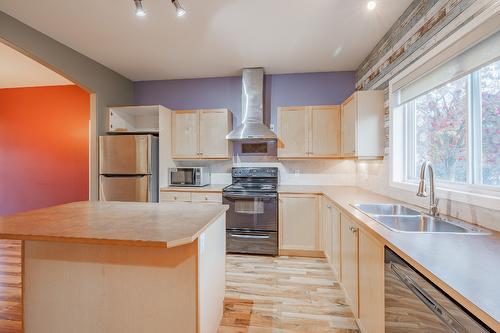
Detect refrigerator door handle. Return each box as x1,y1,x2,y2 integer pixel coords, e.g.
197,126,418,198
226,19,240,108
100,174,148,178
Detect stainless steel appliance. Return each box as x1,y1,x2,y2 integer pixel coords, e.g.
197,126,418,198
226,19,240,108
99,134,158,202
223,167,278,256
168,167,210,187
226,68,277,141
385,248,491,332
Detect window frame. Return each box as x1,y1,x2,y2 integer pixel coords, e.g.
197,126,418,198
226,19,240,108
388,20,500,211
394,66,500,197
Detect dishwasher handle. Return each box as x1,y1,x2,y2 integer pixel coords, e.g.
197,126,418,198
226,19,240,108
390,262,468,333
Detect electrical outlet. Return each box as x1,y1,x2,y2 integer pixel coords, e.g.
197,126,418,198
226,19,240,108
294,169,300,176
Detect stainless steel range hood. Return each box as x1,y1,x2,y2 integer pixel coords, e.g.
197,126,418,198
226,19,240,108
226,68,277,141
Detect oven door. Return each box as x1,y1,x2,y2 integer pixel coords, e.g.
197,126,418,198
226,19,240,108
223,192,277,231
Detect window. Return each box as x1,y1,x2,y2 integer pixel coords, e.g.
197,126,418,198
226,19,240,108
399,59,500,189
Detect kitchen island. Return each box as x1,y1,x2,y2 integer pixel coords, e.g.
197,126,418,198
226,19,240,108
0,201,228,333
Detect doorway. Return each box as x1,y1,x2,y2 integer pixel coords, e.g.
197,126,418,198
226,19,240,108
0,40,92,332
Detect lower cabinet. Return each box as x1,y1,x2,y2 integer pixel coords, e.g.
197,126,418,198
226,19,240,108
160,191,222,203
358,229,385,333
279,194,321,256
341,213,359,317
321,197,341,279
282,194,386,333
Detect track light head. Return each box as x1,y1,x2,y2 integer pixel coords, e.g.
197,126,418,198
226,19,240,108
172,0,186,17
134,0,146,16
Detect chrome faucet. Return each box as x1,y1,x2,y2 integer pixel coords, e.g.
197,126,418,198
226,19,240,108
416,160,439,216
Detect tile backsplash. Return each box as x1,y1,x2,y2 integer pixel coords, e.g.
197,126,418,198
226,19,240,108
174,156,357,186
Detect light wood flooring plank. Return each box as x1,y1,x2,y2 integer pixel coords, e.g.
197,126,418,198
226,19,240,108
0,240,22,333
218,255,359,333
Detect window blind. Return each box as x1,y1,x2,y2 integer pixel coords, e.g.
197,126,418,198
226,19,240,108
392,17,500,107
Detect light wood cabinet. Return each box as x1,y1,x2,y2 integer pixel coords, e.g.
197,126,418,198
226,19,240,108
107,105,163,134
160,190,222,204
341,213,359,317
341,91,385,159
321,197,333,259
329,203,341,279
320,198,341,280
277,105,340,159
160,191,192,202
279,194,321,256
172,109,232,160
358,230,385,333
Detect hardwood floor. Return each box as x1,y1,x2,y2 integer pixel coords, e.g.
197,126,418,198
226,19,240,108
218,255,359,333
0,244,359,333
0,240,22,333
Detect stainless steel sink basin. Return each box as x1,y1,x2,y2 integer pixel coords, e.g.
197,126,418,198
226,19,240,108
354,204,420,216
352,203,490,235
372,215,488,234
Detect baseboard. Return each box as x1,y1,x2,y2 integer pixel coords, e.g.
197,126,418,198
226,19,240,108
279,249,326,258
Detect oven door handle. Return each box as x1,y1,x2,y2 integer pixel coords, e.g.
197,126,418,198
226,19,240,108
390,262,467,333
223,193,277,199
229,234,271,239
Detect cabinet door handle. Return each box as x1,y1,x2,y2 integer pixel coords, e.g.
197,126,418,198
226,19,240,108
349,226,358,233
327,205,332,209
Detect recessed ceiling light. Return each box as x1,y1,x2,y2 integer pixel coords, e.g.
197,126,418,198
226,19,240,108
367,1,377,10
134,0,146,16
172,0,186,17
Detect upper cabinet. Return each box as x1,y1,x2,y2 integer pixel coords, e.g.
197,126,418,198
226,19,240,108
172,109,232,160
277,105,341,159
107,105,166,134
341,91,385,159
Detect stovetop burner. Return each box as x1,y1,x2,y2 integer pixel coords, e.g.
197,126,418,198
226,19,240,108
223,183,277,193
223,167,279,194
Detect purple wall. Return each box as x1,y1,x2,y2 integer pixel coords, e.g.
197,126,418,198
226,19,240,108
133,71,355,128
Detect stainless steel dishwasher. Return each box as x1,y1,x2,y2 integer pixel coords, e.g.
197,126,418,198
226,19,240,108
385,248,492,333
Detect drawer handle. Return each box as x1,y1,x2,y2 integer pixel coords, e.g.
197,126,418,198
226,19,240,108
230,234,270,239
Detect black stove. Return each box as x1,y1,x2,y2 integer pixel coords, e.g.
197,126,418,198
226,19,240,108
223,167,278,256
223,183,277,193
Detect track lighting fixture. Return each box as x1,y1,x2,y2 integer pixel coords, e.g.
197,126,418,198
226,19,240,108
172,0,186,17
134,0,146,16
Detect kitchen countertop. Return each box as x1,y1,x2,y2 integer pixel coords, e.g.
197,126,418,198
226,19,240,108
279,185,500,330
0,201,228,248
161,184,228,193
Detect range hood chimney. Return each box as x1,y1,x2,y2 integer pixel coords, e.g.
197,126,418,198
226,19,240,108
226,68,277,141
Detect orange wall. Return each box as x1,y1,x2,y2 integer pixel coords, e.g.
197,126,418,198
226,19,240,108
0,85,89,216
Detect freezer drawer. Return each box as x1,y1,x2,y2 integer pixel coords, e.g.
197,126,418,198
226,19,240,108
226,230,278,256
99,135,155,175
99,175,156,202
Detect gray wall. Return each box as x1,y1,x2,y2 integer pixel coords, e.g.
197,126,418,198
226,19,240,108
0,10,134,199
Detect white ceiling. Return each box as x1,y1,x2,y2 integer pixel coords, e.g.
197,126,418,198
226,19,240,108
0,0,412,81
0,42,72,89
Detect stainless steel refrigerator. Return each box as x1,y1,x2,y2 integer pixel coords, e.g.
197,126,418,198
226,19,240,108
99,135,159,202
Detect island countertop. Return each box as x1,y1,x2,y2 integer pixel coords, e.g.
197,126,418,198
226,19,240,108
0,201,228,248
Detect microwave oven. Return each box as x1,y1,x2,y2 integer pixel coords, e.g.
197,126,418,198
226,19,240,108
168,167,210,187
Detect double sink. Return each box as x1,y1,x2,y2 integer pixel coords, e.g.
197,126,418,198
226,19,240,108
353,204,489,235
